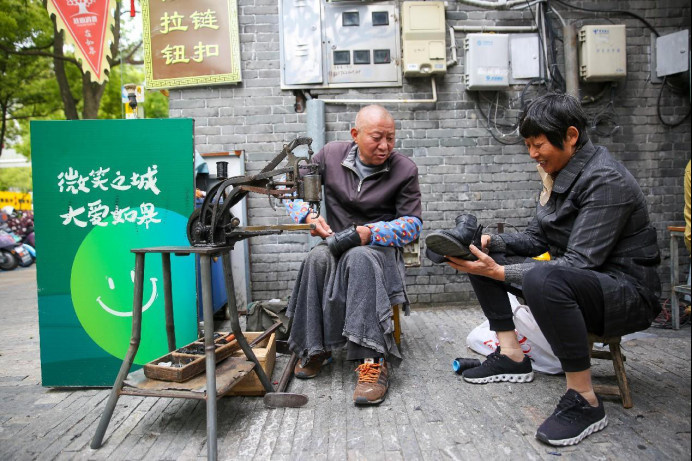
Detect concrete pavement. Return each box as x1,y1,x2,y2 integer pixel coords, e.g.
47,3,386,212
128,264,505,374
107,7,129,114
1,265,690,460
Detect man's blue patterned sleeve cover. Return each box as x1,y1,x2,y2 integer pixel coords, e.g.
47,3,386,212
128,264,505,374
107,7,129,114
285,200,421,247
366,217,422,247
285,198,310,223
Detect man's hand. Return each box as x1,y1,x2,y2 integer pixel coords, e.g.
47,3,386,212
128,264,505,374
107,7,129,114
306,213,332,238
356,226,372,245
445,244,505,281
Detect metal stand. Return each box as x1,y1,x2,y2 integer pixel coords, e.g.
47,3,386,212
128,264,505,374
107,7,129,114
90,246,274,461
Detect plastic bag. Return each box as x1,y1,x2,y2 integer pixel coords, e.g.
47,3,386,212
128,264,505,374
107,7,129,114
465,294,563,374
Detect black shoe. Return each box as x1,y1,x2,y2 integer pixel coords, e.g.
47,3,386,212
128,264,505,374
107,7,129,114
536,389,608,446
461,347,534,384
425,214,482,262
326,224,361,258
425,247,448,264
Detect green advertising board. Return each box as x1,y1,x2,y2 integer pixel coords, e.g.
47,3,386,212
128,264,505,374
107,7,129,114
31,119,198,386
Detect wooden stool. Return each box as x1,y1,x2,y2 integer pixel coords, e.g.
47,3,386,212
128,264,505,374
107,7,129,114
392,304,402,346
588,334,633,408
390,238,420,347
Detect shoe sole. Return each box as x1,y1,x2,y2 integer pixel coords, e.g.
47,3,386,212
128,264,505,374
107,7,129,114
425,234,476,260
353,392,387,406
425,247,448,264
463,372,534,384
536,416,608,446
294,357,332,379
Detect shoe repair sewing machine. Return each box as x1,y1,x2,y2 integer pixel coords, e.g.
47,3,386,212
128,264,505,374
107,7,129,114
92,137,319,461
187,136,322,246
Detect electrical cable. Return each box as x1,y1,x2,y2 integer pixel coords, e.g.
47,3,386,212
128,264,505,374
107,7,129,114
543,3,566,91
547,2,566,27
525,0,565,92
589,84,621,137
478,92,519,128
550,0,661,37
656,76,692,128
472,92,524,145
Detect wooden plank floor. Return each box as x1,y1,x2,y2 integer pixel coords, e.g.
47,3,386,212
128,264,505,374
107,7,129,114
1,266,690,460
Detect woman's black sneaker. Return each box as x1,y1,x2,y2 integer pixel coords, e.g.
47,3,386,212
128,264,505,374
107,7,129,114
536,389,608,446
461,347,534,384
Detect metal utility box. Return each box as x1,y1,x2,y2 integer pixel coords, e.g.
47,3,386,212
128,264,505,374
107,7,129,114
280,0,324,86
509,34,542,81
280,0,402,89
579,25,627,82
464,33,510,90
656,29,689,77
401,1,447,77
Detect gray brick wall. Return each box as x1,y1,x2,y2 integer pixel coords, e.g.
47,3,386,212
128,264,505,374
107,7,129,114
174,0,691,306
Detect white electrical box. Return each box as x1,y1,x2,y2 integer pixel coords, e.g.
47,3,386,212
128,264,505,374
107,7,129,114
464,33,510,90
579,25,627,82
401,1,447,77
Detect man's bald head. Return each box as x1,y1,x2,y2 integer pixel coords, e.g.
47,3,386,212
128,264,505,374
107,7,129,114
355,105,394,131
351,105,396,166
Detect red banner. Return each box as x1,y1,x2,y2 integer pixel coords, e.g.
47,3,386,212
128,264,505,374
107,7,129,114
47,0,116,83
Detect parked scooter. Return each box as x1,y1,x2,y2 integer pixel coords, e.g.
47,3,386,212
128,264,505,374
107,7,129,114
10,232,35,267
0,230,32,270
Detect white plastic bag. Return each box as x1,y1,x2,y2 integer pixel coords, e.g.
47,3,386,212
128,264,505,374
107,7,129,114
465,294,563,374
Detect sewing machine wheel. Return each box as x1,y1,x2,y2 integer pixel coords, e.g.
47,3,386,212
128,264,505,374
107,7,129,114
186,208,206,245
187,208,232,246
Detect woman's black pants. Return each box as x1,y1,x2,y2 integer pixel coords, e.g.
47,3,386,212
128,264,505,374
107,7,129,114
468,264,605,372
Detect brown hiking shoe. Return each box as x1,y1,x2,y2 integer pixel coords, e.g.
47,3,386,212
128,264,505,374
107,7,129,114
353,358,389,405
294,351,332,379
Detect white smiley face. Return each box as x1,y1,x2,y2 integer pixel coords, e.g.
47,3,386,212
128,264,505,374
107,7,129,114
96,270,159,317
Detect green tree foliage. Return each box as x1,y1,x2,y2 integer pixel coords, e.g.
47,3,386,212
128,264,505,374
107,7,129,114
0,1,168,162
0,167,32,192
98,66,169,120
0,0,58,158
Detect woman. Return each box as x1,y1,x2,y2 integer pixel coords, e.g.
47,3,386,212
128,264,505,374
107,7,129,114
434,93,661,446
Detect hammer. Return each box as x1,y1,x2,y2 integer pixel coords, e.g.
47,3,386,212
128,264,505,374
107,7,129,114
263,352,308,408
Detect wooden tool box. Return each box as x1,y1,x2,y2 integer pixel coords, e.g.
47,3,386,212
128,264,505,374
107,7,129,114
143,332,241,382
143,331,276,389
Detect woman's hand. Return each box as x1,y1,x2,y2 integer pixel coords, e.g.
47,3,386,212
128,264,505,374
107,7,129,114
446,244,505,281
480,234,492,253
306,213,332,238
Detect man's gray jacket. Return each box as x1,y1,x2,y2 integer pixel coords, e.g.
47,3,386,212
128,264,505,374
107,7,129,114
312,141,422,232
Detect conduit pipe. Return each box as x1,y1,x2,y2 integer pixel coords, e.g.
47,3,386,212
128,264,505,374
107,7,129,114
457,0,531,9
563,23,579,98
306,98,325,153
447,26,458,67
452,24,537,33
318,78,437,105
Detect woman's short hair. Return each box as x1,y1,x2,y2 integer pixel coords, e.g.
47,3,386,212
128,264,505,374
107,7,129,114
519,93,589,150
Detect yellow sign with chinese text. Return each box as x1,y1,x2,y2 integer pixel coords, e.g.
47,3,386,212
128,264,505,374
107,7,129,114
0,191,33,211
142,0,242,88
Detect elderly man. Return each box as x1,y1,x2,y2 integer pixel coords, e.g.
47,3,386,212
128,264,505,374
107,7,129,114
284,105,422,405
427,93,660,446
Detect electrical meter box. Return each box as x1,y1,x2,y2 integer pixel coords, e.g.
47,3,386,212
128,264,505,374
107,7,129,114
279,0,402,89
579,25,627,82
401,1,447,77
464,33,510,90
